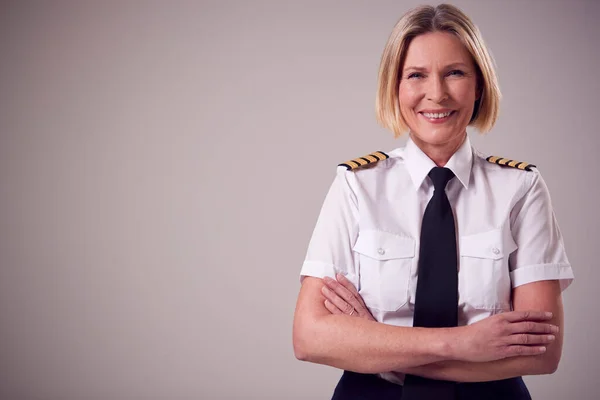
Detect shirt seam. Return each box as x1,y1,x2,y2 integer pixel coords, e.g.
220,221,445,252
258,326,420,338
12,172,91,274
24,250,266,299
511,169,537,230
510,262,571,272
300,260,359,278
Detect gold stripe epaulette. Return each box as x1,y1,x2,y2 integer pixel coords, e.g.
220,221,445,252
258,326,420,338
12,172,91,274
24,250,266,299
486,156,536,171
338,151,389,170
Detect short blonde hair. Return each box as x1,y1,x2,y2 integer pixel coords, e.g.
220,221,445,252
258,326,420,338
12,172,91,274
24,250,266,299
375,4,501,137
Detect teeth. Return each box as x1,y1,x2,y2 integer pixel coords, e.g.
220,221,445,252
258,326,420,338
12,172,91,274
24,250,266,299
422,111,452,119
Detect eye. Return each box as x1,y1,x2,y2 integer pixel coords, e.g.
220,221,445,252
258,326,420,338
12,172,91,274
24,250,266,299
447,69,465,77
407,72,423,79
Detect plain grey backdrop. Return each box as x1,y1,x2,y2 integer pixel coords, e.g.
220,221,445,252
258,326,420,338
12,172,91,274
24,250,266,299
0,0,598,399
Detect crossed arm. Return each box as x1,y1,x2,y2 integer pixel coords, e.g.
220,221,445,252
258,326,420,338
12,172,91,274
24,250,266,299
293,275,564,382
400,279,564,382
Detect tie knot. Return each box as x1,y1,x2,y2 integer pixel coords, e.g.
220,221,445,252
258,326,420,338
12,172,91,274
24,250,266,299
428,167,455,190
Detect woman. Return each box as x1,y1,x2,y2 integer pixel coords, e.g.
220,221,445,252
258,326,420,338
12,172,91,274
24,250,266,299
292,4,574,400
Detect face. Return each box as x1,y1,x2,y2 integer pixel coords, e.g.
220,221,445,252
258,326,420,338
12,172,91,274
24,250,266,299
398,31,479,150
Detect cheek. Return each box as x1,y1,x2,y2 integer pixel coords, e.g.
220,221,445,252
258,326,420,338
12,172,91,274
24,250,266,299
398,85,420,112
450,82,478,107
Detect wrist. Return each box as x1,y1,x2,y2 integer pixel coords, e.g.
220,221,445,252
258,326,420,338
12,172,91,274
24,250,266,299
438,326,465,361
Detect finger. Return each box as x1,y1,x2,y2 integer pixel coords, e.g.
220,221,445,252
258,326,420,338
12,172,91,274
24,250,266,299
508,321,559,335
356,295,369,311
322,285,355,315
503,310,553,322
324,299,343,315
336,273,369,310
336,273,359,295
324,278,366,315
503,345,547,358
321,284,344,305
506,333,556,346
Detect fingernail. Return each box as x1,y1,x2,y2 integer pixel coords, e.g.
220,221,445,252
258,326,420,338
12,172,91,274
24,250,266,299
551,325,559,333
547,335,555,341
539,347,546,352
336,273,343,280
321,286,330,294
545,312,553,318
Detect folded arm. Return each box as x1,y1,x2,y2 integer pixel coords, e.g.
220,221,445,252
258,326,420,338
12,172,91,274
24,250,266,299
398,280,564,382
294,276,556,374
293,277,454,373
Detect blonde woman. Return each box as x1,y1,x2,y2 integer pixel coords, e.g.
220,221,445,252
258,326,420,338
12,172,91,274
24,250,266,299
292,4,573,400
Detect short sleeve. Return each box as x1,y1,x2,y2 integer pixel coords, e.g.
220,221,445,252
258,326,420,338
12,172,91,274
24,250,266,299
299,168,360,287
509,171,574,291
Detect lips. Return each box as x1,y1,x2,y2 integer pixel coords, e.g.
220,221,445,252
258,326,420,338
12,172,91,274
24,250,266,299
419,110,456,123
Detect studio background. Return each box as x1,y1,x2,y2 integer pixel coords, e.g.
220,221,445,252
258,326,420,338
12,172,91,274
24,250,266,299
0,0,598,399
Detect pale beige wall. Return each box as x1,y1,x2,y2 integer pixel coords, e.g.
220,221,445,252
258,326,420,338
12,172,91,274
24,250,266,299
0,0,598,399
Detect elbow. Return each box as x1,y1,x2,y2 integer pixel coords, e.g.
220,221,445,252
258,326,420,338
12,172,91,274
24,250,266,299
293,334,310,361
533,352,561,375
292,323,309,361
292,319,319,362
539,357,560,375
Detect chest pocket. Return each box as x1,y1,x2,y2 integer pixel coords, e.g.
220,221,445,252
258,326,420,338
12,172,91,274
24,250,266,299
459,228,517,310
353,230,415,312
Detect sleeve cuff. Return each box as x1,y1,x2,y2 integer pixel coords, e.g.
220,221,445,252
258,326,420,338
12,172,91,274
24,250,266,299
299,260,358,285
510,263,574,291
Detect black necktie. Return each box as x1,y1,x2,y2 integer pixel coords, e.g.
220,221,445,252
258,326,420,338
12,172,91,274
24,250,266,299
403,167,458,400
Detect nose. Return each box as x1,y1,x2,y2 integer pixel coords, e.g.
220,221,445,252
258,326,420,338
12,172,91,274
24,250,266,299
426,75,448,103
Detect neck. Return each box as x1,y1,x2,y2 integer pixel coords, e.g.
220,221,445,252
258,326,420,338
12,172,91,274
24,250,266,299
410,132,467,167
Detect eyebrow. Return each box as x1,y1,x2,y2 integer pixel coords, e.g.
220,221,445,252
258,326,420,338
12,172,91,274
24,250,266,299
403,62,470,72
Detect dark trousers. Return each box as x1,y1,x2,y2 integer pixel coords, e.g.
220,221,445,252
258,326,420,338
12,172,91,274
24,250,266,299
332,371,532,400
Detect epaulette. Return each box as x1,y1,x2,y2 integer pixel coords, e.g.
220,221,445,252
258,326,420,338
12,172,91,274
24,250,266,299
486,156,536,171
338,151,389,170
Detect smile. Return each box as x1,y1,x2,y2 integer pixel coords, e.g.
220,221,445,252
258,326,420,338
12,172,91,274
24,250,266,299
419,110,456,123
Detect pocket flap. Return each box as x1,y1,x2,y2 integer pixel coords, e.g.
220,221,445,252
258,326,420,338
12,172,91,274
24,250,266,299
460,229,517,260
353,230,415,260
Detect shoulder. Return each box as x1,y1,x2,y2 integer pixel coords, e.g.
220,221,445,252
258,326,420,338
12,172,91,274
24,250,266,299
336,149,405,175
337,151,392,172
472,149,543,197
483,154,537,172
473,149,538,174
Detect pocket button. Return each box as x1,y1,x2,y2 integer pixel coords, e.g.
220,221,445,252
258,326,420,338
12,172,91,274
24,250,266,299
377,248,386,255
491,247,500,255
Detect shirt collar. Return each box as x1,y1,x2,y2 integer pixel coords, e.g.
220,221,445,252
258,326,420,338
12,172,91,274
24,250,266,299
404,134,473,191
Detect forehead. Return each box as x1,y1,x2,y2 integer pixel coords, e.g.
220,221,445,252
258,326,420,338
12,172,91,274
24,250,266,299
403,31,474,68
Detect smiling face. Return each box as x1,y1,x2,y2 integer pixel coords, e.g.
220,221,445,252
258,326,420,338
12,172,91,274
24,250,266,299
399,31,479,154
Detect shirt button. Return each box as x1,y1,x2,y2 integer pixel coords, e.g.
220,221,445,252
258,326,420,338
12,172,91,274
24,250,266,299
492,247,500,255
377,248,385,255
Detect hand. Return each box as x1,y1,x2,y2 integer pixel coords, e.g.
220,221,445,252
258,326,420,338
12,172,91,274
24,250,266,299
321,273,376,321
451,311,559,363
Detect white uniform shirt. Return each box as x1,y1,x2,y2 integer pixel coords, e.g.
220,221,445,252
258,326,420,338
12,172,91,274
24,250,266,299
300,136,574,383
